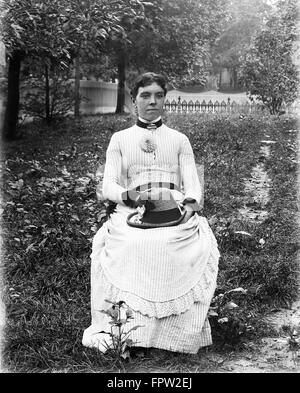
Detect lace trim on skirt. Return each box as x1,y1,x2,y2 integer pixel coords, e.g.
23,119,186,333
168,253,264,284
93,240,219,319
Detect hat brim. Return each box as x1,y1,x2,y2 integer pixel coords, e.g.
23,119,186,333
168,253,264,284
126,208,187,229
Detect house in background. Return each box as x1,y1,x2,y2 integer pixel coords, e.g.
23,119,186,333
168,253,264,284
180,62,245,94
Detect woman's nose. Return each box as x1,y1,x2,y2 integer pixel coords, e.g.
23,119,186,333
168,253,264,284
149,95,156,104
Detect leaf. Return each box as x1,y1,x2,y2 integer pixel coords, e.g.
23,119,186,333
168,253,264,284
208,215,218,226
125,338,134,347
224,302,239,310
74,186,85,193
227,287,247,295
97,211,108,222
38,238,47,248
8,180,24,190
218,317,229,324
120,350,130,360
60,166,71,177
25,243,37,253
125,325,144,335
234,231,252,237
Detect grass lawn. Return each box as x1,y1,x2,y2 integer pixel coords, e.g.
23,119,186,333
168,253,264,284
1,112,299,372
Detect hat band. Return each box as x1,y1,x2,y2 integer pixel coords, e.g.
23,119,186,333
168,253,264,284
142,207,182,224
135,182,180,192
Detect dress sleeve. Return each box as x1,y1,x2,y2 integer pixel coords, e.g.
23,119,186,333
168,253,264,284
179,135,202,204
101,133,127,204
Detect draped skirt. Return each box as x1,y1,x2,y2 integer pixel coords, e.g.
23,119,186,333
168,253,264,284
82,204,220,354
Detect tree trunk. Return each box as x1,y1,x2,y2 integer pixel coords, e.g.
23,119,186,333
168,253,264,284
45,63,51,123
2,51,23,140
232,68,238,90
74,56,80,118
115,54,126,114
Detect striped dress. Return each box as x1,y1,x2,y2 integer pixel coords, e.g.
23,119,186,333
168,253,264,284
82,123,220,354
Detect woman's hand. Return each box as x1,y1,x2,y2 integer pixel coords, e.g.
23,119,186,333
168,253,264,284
181,203,195,224
121,189,144,208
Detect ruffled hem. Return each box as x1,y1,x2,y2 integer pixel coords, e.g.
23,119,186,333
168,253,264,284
94,239,219,319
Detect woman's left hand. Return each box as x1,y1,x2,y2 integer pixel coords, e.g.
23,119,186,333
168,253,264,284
181,203,195,224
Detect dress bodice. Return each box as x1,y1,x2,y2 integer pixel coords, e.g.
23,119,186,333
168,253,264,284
101,124,201,204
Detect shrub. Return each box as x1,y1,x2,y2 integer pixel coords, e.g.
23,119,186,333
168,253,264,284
208,288,256,347
20,68,76,122
240,0,298,114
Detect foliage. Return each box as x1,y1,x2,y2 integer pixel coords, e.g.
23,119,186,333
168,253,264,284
282,324,300,367
1,113,298,371
0,0,141,137
98,0,226,112
1,0,72,64
60,0,144,78
79,55,115,82
100,300,143,363
126,0,227,88
208,287,256,347
20,64,76,121
240,0,299,114
1,0,73,139
211,0,271,87
1,0,129,61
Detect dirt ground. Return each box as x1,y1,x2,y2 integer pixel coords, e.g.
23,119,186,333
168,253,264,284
203,300,300,373
215,135,300,373
133,300,300,373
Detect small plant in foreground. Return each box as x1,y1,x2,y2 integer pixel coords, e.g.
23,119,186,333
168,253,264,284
100,300,144,361
282,324,300,367
208,287,255,347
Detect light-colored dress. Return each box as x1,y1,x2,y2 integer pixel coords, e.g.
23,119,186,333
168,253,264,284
82,123,220,354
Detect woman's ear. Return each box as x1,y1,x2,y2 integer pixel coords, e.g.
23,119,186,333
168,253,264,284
131,97,138,115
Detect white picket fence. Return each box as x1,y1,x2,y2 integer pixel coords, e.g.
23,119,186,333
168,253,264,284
164,97,298,114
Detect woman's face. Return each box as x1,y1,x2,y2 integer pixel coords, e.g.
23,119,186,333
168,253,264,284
135,82,166,122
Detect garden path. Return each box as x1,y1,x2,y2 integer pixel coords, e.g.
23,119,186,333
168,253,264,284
210,132,300,373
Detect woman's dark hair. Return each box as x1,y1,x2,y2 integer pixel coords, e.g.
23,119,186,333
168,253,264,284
130,72,168,100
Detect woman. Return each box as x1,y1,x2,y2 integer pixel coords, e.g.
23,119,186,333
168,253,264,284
82,72,220,354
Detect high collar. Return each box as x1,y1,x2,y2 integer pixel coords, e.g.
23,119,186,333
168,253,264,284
136,117,162,130
138,116,162,124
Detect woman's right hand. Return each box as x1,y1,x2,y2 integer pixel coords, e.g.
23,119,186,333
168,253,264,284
121,189,144,208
